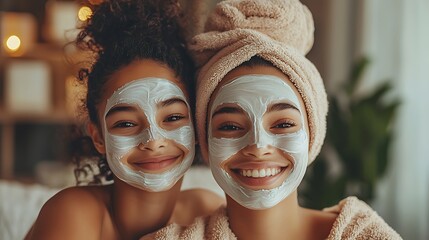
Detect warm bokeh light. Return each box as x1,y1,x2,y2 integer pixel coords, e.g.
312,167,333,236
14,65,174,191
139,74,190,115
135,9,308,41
1,12,36,55
78,6,92,21
5,35,21,51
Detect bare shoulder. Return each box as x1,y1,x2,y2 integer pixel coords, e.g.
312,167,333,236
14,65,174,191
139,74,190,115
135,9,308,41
301,208,338,240
173,189,225,225
27,185,111,240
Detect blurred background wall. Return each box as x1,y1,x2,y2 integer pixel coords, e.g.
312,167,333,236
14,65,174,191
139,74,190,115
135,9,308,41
0,0,88,187
302,1,429,239
0,0,428,239
358,1,429,239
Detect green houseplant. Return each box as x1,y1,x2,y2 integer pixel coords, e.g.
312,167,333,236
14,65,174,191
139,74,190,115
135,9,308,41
300,57,400,209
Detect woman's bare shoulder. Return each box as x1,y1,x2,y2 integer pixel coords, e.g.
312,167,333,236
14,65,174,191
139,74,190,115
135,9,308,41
27,185,112,240
301,207,338,239
172,189,225,225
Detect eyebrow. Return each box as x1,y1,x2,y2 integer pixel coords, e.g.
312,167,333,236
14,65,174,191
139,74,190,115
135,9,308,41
266,103,299,113
212,106,245,118
106,105,138,117
160,98,187,107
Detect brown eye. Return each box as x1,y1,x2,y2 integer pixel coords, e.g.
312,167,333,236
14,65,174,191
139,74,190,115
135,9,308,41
268,118,299,135
272,121,296,129
113,121,137,128
164,114,186,122
218,122,244,131
108,120,142,136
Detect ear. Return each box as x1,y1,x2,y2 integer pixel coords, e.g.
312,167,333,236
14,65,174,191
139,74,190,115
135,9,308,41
87,122,106,154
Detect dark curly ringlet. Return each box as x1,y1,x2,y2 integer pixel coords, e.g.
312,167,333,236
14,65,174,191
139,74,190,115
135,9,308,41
73,0,195,185
76,0,194,124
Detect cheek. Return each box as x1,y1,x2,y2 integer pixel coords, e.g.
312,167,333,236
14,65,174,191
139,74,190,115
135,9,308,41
175,141,190,156
296,95,309,136
219,153,239,170
301,109,310,138
208,133,250,165
278,149,295,165
120,150,134,164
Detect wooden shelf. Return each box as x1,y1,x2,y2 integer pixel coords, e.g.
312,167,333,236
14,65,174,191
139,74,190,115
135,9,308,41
0,110,76,124
0,43,82,180
2,43,70,61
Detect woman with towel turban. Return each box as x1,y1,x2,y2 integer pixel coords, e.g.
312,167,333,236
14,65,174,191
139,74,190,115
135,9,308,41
141,0,402,239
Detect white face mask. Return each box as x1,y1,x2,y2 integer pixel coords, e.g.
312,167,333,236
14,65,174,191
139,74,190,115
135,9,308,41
103,78,195,192
208,75,308,209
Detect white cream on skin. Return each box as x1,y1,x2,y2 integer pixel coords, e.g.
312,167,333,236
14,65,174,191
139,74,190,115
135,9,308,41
208,75,308,209
103,78,195,192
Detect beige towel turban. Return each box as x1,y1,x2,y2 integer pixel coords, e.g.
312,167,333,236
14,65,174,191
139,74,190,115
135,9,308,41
191,0,328,165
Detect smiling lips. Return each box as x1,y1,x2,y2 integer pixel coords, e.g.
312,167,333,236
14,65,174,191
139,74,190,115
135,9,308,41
132,155,180,171
239,167,282,178
229,163,290,189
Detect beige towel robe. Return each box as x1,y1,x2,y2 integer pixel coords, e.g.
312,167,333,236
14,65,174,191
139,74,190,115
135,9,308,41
141,197,402,240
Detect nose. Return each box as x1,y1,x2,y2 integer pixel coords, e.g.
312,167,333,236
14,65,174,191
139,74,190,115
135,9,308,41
241,144,274,158
138,138,167,151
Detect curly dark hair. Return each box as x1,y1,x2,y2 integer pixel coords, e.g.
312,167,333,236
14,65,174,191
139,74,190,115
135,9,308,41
72,0,195,185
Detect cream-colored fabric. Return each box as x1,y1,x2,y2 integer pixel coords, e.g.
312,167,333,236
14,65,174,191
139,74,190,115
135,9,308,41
324,196,402,240
141,197,402,240
191,0,328,164
140,207,236,240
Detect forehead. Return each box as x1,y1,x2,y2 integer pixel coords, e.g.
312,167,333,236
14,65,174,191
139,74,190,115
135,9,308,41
105,78,187,113
210,65,302,109
102,59,185,101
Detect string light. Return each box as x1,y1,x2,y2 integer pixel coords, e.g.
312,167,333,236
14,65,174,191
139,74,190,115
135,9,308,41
78,6,92,21
6,35,21,52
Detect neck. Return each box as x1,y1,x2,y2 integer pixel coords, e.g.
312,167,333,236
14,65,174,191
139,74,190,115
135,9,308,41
112,176,182,239
226,191,303,240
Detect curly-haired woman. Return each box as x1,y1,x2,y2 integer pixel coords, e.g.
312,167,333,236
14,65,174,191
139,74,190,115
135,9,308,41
25,1,224,239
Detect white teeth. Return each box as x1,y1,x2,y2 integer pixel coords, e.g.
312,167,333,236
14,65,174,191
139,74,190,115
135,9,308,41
239,168,282,178
259,169,266,177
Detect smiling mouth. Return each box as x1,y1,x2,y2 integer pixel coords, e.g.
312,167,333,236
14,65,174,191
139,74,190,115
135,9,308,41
229,165,290,189
238,167,283,178
132,155,180,172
